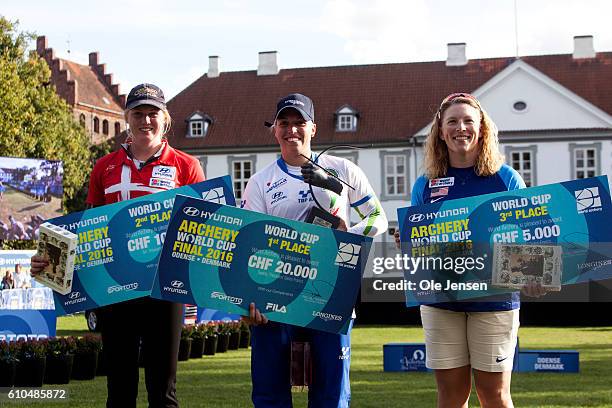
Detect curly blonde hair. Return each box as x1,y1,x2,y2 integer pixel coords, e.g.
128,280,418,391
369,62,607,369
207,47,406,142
423,94,504,179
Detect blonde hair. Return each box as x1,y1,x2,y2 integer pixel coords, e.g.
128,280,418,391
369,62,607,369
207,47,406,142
160,108,172,138
423,95,504,179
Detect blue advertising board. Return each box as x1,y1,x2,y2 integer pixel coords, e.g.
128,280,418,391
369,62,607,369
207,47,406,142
46,176,236,315
383,341,520,372
197,308,241,323
153,195,373,334
383,343,428,372
0,309,56,341
516,350,579,373
0,250,56,341
397,176,612,306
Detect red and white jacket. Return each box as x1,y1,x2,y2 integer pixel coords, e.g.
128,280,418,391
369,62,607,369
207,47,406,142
86,142,205,206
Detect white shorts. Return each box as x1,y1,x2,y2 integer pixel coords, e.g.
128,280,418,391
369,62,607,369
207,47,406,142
420,305,519,372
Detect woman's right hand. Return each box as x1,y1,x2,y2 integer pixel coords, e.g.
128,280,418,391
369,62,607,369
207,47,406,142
394,230,401,250
30,255,48,275
241,302,269,326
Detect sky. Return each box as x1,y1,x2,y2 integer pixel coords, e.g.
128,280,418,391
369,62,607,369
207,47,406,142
3,0,612,99
1,157,47,169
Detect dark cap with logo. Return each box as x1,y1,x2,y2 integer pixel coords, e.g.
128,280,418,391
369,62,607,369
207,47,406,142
126,83,166,111
270,93,315,126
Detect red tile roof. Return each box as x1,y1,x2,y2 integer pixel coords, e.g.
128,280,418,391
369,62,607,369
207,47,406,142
60,60,123,113
36,36,125,116
166,52,612,150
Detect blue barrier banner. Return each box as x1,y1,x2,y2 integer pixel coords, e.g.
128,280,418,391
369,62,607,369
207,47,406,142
46,176,236,315
0,250,43,290
383,343,428,372
517,350,579,373
0,250,35,270
152,195,373,334
383,341,520,372
1,288,54,310
397,176,612,306
197,308,241,323
0,309,56,341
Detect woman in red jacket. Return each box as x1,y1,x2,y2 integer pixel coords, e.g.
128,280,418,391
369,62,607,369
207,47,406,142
32,83,204,407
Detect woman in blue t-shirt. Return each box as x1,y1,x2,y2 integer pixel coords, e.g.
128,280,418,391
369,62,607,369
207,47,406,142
397,93,544,408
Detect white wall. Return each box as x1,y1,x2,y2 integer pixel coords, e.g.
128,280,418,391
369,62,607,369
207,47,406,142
501,140,612,187
199,136,612,227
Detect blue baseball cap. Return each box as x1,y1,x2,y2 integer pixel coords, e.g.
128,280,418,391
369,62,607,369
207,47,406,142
274,93,315,123
126,83,166,111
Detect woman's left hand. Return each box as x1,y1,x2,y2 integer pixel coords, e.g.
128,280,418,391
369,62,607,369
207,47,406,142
394,230,401,249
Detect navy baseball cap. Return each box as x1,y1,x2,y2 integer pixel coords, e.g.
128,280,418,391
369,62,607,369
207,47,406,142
273,93,315,123
126,83,166,111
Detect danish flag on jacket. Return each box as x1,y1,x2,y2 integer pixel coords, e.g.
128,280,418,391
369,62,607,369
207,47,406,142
86,142,205,206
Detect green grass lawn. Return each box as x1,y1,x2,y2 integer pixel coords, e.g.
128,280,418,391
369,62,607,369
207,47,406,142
11,316,612,407
0,187,63,228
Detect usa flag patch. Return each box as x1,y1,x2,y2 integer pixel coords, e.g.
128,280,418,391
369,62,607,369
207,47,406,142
431,187,449,197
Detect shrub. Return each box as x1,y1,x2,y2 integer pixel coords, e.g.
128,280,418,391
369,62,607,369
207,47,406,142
75,334,101,354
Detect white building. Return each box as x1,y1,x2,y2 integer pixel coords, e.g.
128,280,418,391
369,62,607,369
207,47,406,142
166,36,612,253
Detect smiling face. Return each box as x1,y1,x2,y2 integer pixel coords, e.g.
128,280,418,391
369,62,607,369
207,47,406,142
274,108,316,166
439,103,482,167
126,105,166,145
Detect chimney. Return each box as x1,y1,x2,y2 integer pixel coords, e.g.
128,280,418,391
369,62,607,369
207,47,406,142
573,35,595,59
89,52,99,67
208,56,220,78
36,36,47,56
446,43,467,66
257,51,279,76
104,73,113,87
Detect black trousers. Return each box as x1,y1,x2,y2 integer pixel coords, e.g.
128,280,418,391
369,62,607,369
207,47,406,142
99,297,182,408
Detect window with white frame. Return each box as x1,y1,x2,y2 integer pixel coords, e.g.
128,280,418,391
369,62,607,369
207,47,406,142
338,114,356,131
379,150,410,200
335,105,358,132
228,156,255,202
196,155,207,176
569,143,601,180
190,121,204,137
505,145,537,187
511,151,532,186
574,148,597,179
186,112,212,138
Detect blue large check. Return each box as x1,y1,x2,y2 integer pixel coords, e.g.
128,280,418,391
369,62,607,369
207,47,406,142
152,195,373,334
397,176,612,306
46,176,236,315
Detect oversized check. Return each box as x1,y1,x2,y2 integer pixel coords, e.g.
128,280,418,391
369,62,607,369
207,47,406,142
397,176,612,306
46,176,236,315
152,195,373,334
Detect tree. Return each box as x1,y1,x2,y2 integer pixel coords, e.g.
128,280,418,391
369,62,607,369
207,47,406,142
0,17,96,249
